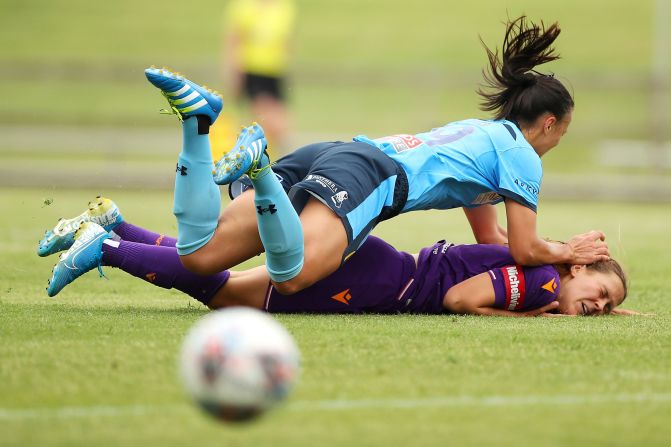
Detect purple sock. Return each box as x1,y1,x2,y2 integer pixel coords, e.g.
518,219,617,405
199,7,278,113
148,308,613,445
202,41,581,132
101,239,229,306
111,222,177,247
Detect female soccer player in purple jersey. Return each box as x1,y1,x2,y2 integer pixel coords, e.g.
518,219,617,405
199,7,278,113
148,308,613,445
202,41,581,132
131,15,609,304
42,199,628,317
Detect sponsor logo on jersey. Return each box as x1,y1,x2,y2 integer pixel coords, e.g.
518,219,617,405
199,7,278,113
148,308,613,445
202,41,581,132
331,190,349,208
472,191,503,205
502,265,526,310
377,134,423,152
542,277,557,294
306,174,338,193
331,289,352,305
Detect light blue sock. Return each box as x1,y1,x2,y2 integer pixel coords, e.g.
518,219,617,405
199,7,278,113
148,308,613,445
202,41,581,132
251,167,304,282
173,117,221,255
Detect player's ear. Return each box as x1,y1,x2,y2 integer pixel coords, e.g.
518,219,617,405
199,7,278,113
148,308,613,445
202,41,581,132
570,264,585,277
544,114,557,133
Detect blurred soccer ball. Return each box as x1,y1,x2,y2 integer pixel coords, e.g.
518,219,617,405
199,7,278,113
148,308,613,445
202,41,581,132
179,307,300,422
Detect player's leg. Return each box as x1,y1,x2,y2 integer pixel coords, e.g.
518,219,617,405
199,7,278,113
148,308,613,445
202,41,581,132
46,221,231,305
111,222,177,248
101,238,230,307
208,266,269,310
212,124,304,283
144,68,223,257
270,197,346,295
270,141,406,295
178,189,264,275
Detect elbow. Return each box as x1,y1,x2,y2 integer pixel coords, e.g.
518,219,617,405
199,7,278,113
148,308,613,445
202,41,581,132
443,290,468,314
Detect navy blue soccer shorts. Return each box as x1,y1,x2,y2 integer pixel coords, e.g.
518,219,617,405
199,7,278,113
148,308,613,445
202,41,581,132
229,141,408,261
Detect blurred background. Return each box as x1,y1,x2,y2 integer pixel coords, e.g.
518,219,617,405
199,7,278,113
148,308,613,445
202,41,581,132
0,0,669,200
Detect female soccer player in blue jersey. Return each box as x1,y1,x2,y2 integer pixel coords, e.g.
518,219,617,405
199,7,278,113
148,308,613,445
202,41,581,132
45,16,610,298
43,199,629,318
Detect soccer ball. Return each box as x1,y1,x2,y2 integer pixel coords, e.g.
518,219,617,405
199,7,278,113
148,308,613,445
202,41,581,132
179,307,300,422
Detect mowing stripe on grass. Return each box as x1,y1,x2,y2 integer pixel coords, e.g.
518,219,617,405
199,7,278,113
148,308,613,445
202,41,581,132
1,392,670,421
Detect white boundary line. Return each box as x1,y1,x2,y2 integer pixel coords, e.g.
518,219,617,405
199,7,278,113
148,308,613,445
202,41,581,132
1,392,670,421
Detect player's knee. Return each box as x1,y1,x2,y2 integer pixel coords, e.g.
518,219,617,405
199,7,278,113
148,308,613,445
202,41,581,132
271,274,313,296
180,253,219,276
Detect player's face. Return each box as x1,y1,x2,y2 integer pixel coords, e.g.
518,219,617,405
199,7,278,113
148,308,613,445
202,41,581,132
557,266,625,316
545,110,572,151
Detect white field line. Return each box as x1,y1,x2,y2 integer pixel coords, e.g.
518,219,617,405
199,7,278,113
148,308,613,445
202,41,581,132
1,392,671,421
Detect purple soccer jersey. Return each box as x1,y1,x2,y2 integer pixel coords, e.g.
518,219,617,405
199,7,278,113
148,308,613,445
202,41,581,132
266,237,559,314
398,241,560,313
267,238,560,314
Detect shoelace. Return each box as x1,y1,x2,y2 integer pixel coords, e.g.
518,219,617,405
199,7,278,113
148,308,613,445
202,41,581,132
158,91,184,122
248,158,274,180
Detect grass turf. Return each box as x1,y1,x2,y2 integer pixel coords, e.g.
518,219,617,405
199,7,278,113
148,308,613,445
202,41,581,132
0,188,670,446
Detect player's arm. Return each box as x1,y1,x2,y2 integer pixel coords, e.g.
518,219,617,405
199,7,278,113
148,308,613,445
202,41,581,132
442,272,558,317
463,205,508,245
505,199,609,265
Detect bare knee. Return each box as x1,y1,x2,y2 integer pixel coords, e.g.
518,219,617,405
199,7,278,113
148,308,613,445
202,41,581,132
271,259,338,295
272,274,313,295
180,252,221,276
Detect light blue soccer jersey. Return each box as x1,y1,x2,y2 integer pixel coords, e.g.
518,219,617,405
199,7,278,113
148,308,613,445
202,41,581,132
354,119,542,212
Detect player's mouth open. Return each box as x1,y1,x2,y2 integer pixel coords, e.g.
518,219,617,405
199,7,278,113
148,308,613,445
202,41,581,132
581,302,588,316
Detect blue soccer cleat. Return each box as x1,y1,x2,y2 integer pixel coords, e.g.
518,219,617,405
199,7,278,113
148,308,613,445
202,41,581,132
145,67,223,125
46,222,111,297
38,196,123,257
212,122,270,185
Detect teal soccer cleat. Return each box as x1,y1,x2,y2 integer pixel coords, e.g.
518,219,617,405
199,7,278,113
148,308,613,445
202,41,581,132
46,222,111,297
212,122,270,185
37,196,123,257
145,67,223,125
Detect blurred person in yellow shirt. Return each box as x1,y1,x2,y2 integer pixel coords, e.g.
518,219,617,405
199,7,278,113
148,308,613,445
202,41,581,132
223,0,296,154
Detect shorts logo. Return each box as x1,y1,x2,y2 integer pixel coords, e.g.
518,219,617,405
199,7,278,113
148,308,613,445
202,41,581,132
331,190,349,208
145,272,157,282
306,174,338,193
472,191,502,205
331,289,352,305
376,134,422,152
502,265,526,311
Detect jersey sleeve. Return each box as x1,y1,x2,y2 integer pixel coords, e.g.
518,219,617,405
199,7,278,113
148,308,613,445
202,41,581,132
496,148,542,212
488,264,560,312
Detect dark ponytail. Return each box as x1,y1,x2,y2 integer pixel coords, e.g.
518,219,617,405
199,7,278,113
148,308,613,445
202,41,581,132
477,15,574,125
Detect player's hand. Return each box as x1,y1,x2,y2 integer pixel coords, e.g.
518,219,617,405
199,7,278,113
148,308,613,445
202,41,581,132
566,230,610,264
522,301,559,317
610,308,656,316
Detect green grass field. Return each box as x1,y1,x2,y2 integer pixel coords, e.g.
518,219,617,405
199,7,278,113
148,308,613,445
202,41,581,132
1,188,670,446
1,0,669,445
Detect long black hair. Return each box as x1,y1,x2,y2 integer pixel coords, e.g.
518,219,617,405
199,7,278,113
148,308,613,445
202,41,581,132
477,15,574,125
